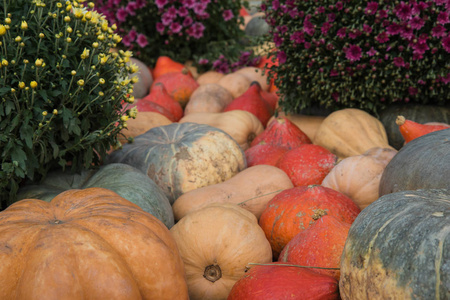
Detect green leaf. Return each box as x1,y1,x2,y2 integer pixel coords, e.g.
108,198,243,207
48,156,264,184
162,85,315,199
0,87,10,96
5,101,15,115
20,125,33,149
38,89,48,100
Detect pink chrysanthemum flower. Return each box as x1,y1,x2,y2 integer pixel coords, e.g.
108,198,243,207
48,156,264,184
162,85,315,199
304,19,315,35
126,2,138,16
375,32,389,43
441,36,450,52
277,50,287,64
136,34,148,48
156,22,165,34
432,25,447,37
345,44,362,61
178,7,189,17
438,11,450,24
366,47,377,56
170,22,182,33
395,2,412,21
409,16,425,30
183,16,193,27
337,27,346,38
116,7,128,22
393,57,405,67
128,29,137,41
155,0,168,9
222,9,234,21
386,23,402,35
290,31,305,44
365,2,378,15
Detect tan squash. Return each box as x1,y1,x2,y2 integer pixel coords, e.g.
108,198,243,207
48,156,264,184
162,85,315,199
118,111,172,144
313,108,394,158
172,165,294,221
268,112,326,142
217,72,252,98
170,203,273,300
196,71,225,85
179,110,264,150
184,83,233,115
321,147,398,210
235,67,270,91
184,60,199,79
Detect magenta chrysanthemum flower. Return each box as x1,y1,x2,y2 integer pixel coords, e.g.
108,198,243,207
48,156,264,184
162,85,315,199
393,57,405,67
161,12,174,26
378,9,388,18
128,29,137,41
400,26,413,39
442,36,450,52
304,19,315,35
194,3,207,15
155,0,168,9
386,23,402,35
330,69,339,77
278,25,288,34
328,13,336,22
409,16,425,29
126,2,138,15
273,33,283,47
365,2,378,15
192,22,205,39
182,16,193,27
122,35,131,46
363,24,372,34
337,27,346,38
408,87,418,95
432,25,447,37
277,50,287,64
395,2,412,21
375,32,389,43
116,7,128,22
166,6,177,17
136,34,148,48
438,11,449,24
182,0,195,9
290,31,305,44
345,44,362,61
156,22,165,34
177,7,188,17
321,22,331,35
413,40,429,55
222,9,233,21
366,47,377,56
335,2,343,10
412,1,428,14
332,92,339,102
348,29,361,39
272,0,280,10
198,58,209,64
170,22,182,33
135,0,146,9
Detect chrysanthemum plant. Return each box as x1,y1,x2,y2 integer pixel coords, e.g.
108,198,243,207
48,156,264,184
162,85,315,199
0,0,138,206
93,0,260,73
263,0,450,115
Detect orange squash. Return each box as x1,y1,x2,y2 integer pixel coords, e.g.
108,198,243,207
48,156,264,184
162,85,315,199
178,110,264,150
268,113,326,142
321,147,398,210
196,70,225,85
235,66,270,91
184,83,233,115
172,165,294,221
170,203,273,300
152,56,191,79
0,188,188,299
139,83,183,121
396,115,450,144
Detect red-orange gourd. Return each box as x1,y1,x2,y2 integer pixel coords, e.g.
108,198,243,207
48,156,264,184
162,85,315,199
245,143,287,167
276,144,337,186
259,185,360,259
139,83,183,122
251,116,312,150
227,263,340,300
135,100,176,122
278,215,351,281
152,56,192,80
152,68,199,108
396,115,450,144
223,81,273,127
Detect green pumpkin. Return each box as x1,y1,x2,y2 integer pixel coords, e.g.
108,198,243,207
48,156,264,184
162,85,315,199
379,128,450,196
379,104,450,149
16,163,174,228
245,16,270,37
106,123,247,203
340,188,450,300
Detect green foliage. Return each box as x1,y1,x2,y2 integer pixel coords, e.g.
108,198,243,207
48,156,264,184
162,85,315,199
0,0,138,207
263,0,450,116
92,0,260,72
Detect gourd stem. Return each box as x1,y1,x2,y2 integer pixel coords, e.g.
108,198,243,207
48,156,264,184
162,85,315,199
246,262,340,270
396,115,406,126
203,264,222,283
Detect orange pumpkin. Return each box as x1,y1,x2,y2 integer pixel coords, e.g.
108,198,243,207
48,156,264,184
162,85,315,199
152,56,191,79
0,188,188,299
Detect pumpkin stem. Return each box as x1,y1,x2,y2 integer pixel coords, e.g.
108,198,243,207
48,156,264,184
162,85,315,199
395,115,406,126
203,263,222,283
247,132,257,144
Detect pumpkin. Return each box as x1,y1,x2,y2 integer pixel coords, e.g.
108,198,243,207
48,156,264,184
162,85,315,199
245,143,287,167
106,123,247,203
379,128,450,196
138,83,183,122
268,112,325,142
313,108,393,158
379,103,450,149
223,82,273,127
259,185,360,259
339,188,450,300
276,144,338,187
151,68,199,108
196,71,225,85
235,67,270,91
129,57,153,99
251,116,312,149
16,163,175,228
172,165,294,221
228,263,340,300
396,115,450,144
118,111,172,145
184,83,233,115
135,100,176,121
321,147,398,210
279,215,351,281
152,56,191,79
244,15,270,37
0,188,188,299
179,110,264,150
170,203,273,300
217,72,252,98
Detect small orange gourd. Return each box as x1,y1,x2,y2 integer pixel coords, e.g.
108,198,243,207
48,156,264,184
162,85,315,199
152,56,192,79
396,115,450,144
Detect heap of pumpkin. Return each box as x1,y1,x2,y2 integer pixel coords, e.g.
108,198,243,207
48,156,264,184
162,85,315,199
1,53,449,299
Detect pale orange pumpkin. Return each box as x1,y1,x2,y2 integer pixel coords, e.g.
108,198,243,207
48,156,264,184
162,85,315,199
184,83,233,115
217,72,252,98
170,203,273,300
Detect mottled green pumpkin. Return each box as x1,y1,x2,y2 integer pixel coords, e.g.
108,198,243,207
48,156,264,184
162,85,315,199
379,128,450,196
379,104,450,149
16,163,174,228
106,123,246,203
340,189,450,300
